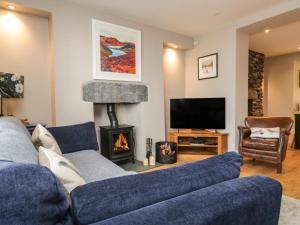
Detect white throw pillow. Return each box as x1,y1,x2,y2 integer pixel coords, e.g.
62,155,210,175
39,146,86,193
250,127,280,139
32,124,62,155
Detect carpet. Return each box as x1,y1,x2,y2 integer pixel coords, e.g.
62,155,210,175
280,195,300,225
118,160,163,172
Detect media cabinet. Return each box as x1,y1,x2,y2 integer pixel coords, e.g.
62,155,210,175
167,131,228,155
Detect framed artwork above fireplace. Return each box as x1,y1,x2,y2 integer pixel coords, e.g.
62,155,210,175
92,19,142,82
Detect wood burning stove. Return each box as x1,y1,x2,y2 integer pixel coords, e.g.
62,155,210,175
100,125,135,163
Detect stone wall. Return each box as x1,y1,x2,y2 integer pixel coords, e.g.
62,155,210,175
248,50,264,116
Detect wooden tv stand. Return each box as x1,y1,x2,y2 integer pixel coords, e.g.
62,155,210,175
167,131,228,155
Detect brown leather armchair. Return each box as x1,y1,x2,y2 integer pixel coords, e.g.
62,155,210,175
238,117,293,173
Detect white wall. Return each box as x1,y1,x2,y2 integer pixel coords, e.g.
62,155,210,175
12,0,193,161
163,48,186,135
235,30,249,145
185,28,240,151
0,9,52,124
265,52,300,117
183,0,300,151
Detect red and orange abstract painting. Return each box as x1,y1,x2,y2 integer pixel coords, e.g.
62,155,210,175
100,36,136,74
93,19,141,81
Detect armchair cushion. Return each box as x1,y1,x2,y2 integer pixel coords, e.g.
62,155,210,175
250,127,280,139
242,138,278,151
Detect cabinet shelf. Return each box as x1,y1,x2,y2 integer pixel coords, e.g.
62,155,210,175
168,131,228,155
177,143,218,148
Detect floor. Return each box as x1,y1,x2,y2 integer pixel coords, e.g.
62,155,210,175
147,148,300,200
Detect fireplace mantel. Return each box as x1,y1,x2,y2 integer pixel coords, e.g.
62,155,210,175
82,80,148,103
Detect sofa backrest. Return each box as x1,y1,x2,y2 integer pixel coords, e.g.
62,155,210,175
0,117,38,164
47,122,99,154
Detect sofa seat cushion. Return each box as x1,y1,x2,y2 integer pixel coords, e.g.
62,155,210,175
242,138,278,151
0,130,38,164
64,150,135,183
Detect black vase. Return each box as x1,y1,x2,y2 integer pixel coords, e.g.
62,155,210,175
156,141,177,164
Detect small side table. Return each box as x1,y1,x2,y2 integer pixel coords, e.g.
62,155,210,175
25,123,47,134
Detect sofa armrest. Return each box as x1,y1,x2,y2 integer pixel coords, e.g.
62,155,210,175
0,162,72,225
47,122,99,154
92,176,282,225
70,152,242,225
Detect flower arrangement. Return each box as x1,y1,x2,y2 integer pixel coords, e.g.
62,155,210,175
0,72,24,98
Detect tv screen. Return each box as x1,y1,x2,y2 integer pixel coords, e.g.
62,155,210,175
170,98,225,129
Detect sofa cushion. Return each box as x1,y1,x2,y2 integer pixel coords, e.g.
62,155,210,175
242,138,278,151
70,152,242,225
64,150,135,183
32,124,62,155
48,122,99,154
0,162,72,225
90,176,282,225
0,130,38,164
0,116,31,138
39,146,86,193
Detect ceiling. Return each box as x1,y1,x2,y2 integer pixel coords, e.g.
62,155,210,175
250,20,300,57
69,0,285,37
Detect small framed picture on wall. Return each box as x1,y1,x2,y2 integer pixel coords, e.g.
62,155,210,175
198,53,218,80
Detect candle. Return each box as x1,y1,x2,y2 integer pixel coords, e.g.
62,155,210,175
149,156,156,166
143,158,149,166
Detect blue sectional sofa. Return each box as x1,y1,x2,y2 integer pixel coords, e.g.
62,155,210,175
0,117,282,225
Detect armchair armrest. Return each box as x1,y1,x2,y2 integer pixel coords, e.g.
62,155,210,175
93,176,282,225
277,128,289,161
280,128,290,136
238,126,251,138
238,126,251,153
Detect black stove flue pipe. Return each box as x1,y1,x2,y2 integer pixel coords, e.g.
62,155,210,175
107,103,119,128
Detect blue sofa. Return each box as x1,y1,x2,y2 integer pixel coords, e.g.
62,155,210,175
0,117,282,225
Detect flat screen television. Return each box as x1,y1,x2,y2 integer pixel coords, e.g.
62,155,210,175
170,98,225,129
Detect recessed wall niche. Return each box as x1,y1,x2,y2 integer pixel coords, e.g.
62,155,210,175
0,6,54,125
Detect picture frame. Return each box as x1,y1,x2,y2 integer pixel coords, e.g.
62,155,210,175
198,53,218,80
92,19,141,82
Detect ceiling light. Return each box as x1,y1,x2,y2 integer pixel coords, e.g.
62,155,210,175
265,29,270,33
298,47,300,50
